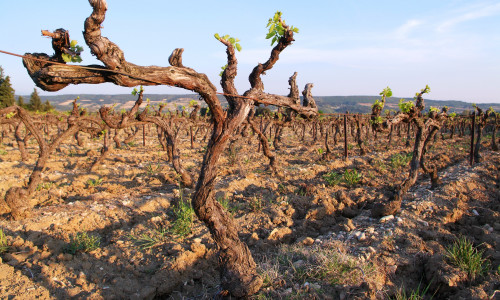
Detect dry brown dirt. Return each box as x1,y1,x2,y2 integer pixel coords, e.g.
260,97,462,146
0,126,499,299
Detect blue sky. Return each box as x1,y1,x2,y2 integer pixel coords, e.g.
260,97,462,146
1,0,499,103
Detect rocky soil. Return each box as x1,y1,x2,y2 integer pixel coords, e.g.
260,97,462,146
0,126,499,299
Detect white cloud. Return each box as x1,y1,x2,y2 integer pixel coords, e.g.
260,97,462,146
395,19,423,39
436,2,500,32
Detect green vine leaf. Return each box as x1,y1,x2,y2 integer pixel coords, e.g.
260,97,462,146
266,11,299,46
399,99,414,114
62,40,84,63
132,86,144,96
219,64,228,77
214,33,242,52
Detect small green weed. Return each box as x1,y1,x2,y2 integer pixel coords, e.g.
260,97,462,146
65,232,101,254
277,183,287,193
36,182,55,191
343,169,362,187
0,149,7,155
217,196,240,215
294,187,307,197
0,229,8,254
130,225,168,250
446,236,490,281
317,148,324,155
392,282,431,300
389,152,412,169
373,159,386,172
127,141,137,147
87,178,103,187
323,171,342,186
226,145,241,166
217,196,230,211
249,196,263,212
257,243,378,291
145,163,163,175
170,199,195,237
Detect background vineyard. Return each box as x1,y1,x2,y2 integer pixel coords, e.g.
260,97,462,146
0,104,498,299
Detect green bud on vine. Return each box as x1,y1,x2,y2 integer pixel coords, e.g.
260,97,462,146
398,99,414,114
379,86,392,98
132,86,144,96
61,40,84,63
219,64,228,77
429,106,440,113
214,33,242,52
266,11,299,46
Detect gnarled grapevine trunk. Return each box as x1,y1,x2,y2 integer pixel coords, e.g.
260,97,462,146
355,114,366,155
473,107,488,162
20,1,317,296
14,122,30,161
491,112,498,151
371,87,447,217
0,104,99,218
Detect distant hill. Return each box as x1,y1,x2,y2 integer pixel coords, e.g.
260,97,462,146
17,94,500,114
314,96,500,114
19,94,205,112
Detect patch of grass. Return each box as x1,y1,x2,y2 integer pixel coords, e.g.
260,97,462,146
366,170,376,180
389,152,412,170
64,232,101,254
257,243,379,290
145,162,163,176
0,149,7,155
226,145,241,166
373,159,386,172
277,183,287,194
217,196,235,214
36,182,55,191
249,196,263,212
0,228,8,254
130,225,168,250
323,169,362,187
446,236,490,281
323,171,342,186
294,187,307,197
392,281,431,300
87,177,103,187
343,169,362,187
170,198,195,237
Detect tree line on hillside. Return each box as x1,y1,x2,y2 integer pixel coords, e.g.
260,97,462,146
0,66,54,112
